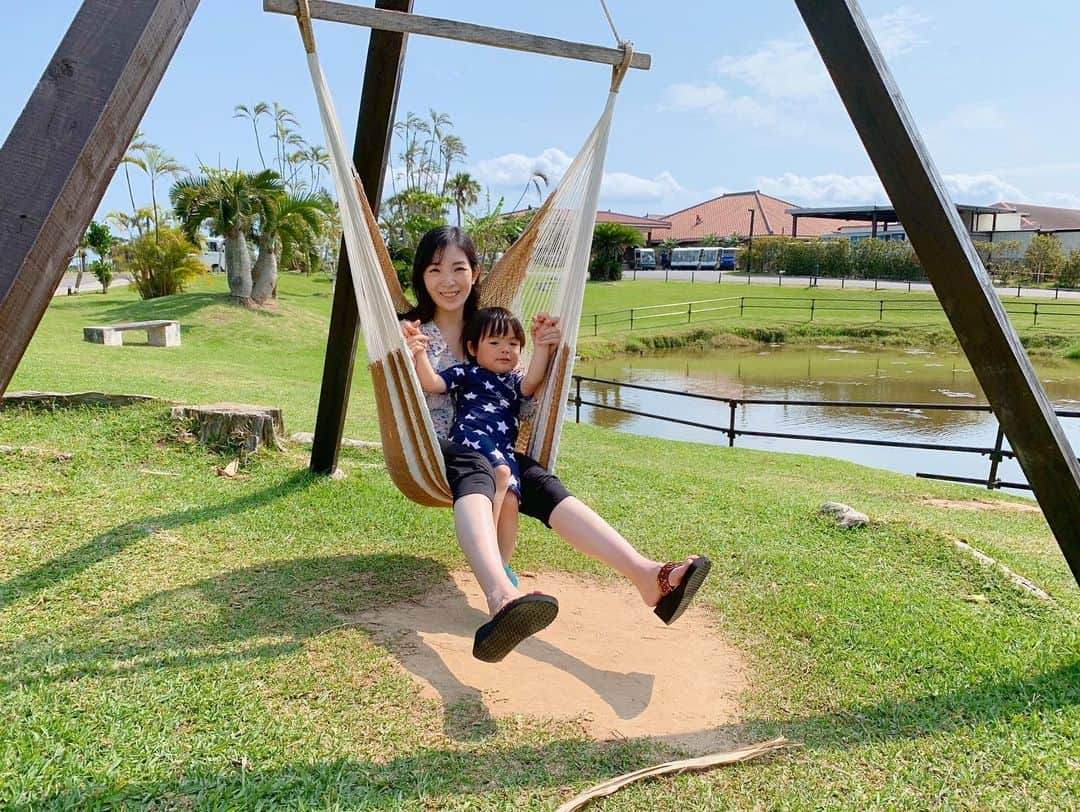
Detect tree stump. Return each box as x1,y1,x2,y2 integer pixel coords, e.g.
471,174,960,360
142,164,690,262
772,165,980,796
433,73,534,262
171,403,285,453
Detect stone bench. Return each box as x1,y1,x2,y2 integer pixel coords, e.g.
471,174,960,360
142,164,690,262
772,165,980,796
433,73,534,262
83,320,181,347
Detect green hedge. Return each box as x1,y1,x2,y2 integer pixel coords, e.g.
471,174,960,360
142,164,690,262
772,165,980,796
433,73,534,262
741,236,927,281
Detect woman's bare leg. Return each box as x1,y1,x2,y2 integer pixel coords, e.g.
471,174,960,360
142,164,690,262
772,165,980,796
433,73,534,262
496,495,520,567
453,493,522,615
547,496,697,606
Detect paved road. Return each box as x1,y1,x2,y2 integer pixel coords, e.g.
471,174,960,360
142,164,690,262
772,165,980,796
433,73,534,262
623,269,1080,300
53,271,132,297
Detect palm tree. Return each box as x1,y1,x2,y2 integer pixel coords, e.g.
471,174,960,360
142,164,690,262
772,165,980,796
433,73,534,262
424,109,452,193
439,134,467,195
269,102,300,177
233,102,270,169
125,144,188,234
251,191,334,303
513,170,549,212
119,131,150,235
170,169,283,303
446,172,481,226
590,222,643,281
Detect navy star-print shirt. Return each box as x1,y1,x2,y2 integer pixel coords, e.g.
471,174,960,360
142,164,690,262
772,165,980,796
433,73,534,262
438,363,525,446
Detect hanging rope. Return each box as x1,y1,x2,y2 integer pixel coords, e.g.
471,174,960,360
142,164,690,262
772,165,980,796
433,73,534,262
599,0,623,47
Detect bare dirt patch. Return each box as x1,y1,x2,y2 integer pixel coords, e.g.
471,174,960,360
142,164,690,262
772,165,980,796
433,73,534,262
353,571,748,753
920,497,1041,514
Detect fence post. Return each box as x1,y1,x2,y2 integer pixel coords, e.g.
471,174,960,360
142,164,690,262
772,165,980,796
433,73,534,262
727,400,737,447
688,302,693,324
987,424,1005,488
879,300,884,321
907,280,912,293
630,308,634,331
691,270,695,284
1017,281,1022,297
740,297,745,317
574,376,582,423
665,268,669,282
1033,302,1039,326
1056,287,1060,300
810,298,816,321
594,313,598,336
874,276,879,291
841,276,845,289
778,273,783,287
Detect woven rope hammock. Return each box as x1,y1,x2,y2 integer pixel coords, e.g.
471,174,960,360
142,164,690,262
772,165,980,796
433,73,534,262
298,4,632,506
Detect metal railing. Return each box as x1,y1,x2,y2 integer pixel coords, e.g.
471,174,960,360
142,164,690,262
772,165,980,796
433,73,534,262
570,374,1080,491
581,295,1080,336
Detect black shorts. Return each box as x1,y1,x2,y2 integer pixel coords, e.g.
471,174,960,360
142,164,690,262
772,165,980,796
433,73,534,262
439,437,572,527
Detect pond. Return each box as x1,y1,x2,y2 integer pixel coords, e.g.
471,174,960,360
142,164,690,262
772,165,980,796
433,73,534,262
573,345,1080,494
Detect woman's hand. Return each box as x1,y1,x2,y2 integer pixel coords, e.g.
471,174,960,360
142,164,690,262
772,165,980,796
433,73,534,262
402,320,428,357
530,314,562,348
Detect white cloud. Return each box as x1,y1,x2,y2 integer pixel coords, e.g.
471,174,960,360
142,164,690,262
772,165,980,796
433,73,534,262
1040,191,1080,208
941,173,1025,202
471,148,572,187
711,6,930,102
758,172,887,203
601,170,683,202
756,170,1028,206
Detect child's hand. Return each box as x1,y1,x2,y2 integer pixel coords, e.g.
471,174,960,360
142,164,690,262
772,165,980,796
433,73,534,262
531,314,562,348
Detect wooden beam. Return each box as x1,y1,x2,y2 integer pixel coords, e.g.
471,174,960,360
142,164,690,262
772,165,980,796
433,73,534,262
264,0,650,70
794,0,1080,586
309,0,413,475
0,0,200,395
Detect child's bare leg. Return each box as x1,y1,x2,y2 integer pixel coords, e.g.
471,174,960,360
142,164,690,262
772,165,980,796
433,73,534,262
492,464,511,527
496,493,520,567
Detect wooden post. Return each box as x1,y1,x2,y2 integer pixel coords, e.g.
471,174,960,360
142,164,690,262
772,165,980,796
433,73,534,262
309,0,414,475
0,0,200,395
795,0,1080,586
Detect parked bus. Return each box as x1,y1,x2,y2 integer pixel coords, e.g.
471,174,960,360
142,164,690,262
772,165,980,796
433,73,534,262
632,247,656,269
719,247,738,270
670,247,702,269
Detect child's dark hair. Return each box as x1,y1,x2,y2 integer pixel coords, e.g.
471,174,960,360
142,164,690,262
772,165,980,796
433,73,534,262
463,307,526,363
399,226,481,327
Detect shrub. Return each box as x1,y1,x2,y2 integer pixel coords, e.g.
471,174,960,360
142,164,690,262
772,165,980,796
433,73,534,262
115,225,206,299
1059,248,1080,289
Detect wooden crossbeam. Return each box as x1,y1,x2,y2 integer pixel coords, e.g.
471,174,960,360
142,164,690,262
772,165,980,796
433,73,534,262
309,0,414,475
263,0,650,70
0,0,200,395
795,0,1080,587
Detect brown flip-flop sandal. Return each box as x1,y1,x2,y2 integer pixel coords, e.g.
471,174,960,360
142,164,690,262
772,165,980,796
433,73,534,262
473,593,559,663
653,556,712,625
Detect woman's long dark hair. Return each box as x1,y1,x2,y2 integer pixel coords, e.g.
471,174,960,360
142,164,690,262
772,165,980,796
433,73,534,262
399,226,481,328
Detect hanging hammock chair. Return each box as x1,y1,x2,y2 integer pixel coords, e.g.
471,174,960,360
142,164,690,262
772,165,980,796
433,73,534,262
297,4,633,507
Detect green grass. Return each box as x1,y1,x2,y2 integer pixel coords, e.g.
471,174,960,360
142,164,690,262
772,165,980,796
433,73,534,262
577,279,1080,359
2,274,1079,809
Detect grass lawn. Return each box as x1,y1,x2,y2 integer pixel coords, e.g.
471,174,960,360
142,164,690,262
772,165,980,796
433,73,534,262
1,274,1078,809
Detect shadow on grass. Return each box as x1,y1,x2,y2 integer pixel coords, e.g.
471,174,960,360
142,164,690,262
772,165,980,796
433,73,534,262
0,470,316,612
1,552,656,743
19,658,1080,809
90,292,240,324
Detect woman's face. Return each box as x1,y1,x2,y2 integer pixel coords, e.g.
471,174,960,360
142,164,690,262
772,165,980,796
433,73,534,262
423,245,479,317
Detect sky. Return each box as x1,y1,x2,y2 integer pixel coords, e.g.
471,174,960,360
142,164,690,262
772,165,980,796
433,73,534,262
5,1,1080,224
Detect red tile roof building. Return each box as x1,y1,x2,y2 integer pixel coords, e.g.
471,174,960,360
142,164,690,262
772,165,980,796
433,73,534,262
661,190,862,243
991,201,1080,232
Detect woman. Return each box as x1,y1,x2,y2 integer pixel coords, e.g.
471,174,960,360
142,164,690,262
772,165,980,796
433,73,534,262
400,226,710,663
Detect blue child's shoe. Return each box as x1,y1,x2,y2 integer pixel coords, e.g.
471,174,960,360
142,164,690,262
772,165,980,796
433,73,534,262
504,564,519,587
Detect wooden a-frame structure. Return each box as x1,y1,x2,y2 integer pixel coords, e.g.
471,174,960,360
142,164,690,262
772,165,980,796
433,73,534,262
1,0,1078,588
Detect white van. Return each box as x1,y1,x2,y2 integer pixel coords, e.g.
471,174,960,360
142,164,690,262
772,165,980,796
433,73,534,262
199,236,227,272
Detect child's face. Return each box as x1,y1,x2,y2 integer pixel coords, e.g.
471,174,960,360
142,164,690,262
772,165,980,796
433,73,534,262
469,329,521,375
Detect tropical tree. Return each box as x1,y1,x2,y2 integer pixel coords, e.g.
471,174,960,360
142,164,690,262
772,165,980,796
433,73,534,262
439,134,467,194
659,237,680,268
512,170,549,212
466,201,530,269
251,191,335,303
84,221,115,293
445,172,481,226
233,101,270,169
119,130,149,235
171,168,284,303
74,229,91,294
699,232,722,246
1060,248,1080,289
1024,234,1065,285
589,222,642,281
123,143,188,234
114,225,205,299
